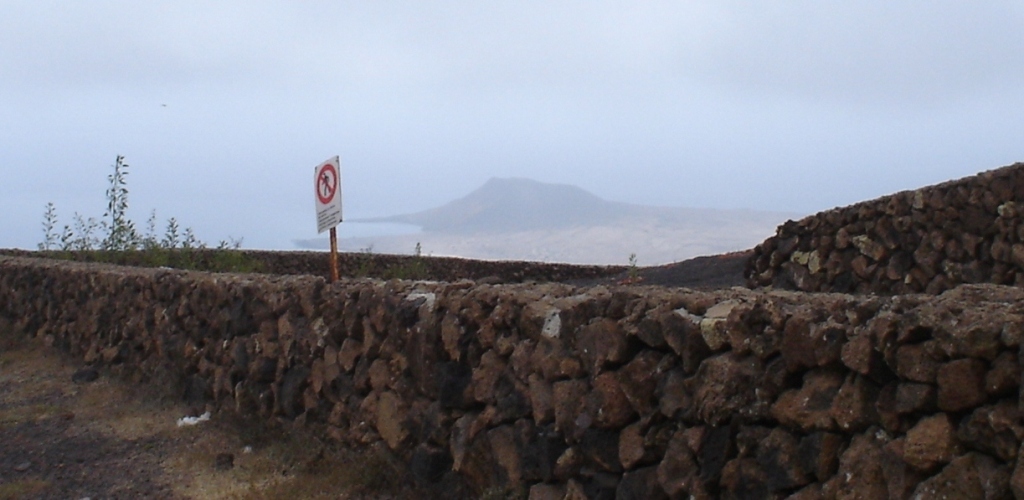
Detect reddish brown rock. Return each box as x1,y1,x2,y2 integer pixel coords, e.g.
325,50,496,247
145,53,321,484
985,351,1019,398
631,312,666,349
585,372,635,429
725,300,782,360
904,414,960,471
658,368,692,420
578,429,621,474
850,254,876,279
880,438,926,500
874,383,906,434
771,369,845,431
530,338,561,382
696,424,735,488
840,333,888,382
337,338,362,372
618,422,646,470
1011,444,1024,498
551,448,582,483
410,443,453,485
527,483,565,500
614,350,664,417
825,432,889,500
936,358,988,412
552,379,588,436
563,479,587,500
656,429,709,499
661,308,712,375
831,373,881,432
554,357,584,380
779,308,819,371
720,458,771,499
693,352,766,425
471,351,508,404
911,452,1010,499
488,425,522,484
734,425,771,460
376,390,409,450
367,358,392,391
527,373,554,424
277,365,309,418
798,432,844,482
929,304,1010,362
957,401,1023,462
440,312,464,361
895,342,941,383
615,465,667,500
756,428,811,492
509,338,535,380
450,415,497,488
788,483,824,500
893,382,937,415
853,235,888,262
575,318,630,374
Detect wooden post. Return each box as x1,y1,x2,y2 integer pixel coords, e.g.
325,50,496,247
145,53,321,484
329,227,339,283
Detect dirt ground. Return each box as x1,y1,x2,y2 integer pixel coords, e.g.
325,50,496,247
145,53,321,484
569,250,751,289
0,332,470,500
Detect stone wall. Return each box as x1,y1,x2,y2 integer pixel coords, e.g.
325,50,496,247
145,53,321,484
4,255,1024,498
0,249,625,284
747,162,1024,294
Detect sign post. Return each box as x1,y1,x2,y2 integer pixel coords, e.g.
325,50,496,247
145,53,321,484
314,156,343,282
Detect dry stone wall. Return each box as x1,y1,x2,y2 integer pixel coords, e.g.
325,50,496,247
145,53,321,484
0,249,624,284
4,255,1024,498
747,162,1024,294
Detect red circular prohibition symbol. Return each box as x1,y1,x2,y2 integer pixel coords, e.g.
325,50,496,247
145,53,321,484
317,164,338,205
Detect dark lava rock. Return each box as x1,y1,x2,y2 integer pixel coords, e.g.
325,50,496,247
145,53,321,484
215,453,235,471
71,367,100,383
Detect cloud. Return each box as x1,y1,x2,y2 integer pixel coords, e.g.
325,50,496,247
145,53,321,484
5,1,1021,108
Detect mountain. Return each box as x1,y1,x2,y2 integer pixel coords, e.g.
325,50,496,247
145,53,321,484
297,178,803,266
363,177,625,233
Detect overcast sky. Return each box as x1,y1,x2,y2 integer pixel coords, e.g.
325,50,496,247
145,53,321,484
3,1,1023,250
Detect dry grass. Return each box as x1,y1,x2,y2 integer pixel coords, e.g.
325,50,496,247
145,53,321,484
0,478,50,500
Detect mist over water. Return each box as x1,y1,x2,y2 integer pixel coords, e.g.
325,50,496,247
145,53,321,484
335,222,422,239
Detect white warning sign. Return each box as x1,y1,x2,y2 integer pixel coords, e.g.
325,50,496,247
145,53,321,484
314,156,343,233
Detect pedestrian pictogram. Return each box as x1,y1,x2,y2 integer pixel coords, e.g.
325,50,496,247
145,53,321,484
314,156,343,234
317,164,338,205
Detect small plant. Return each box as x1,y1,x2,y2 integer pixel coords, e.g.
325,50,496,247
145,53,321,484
70,213,100,251
181,227,200,250
620,252,643,285
141,210,159,250
39,202,58,250
101,155,139,251
216,237,244,250
38,155,258,273
162,217,181,249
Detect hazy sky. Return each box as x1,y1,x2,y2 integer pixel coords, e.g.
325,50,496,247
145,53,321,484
3,1,1023,250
